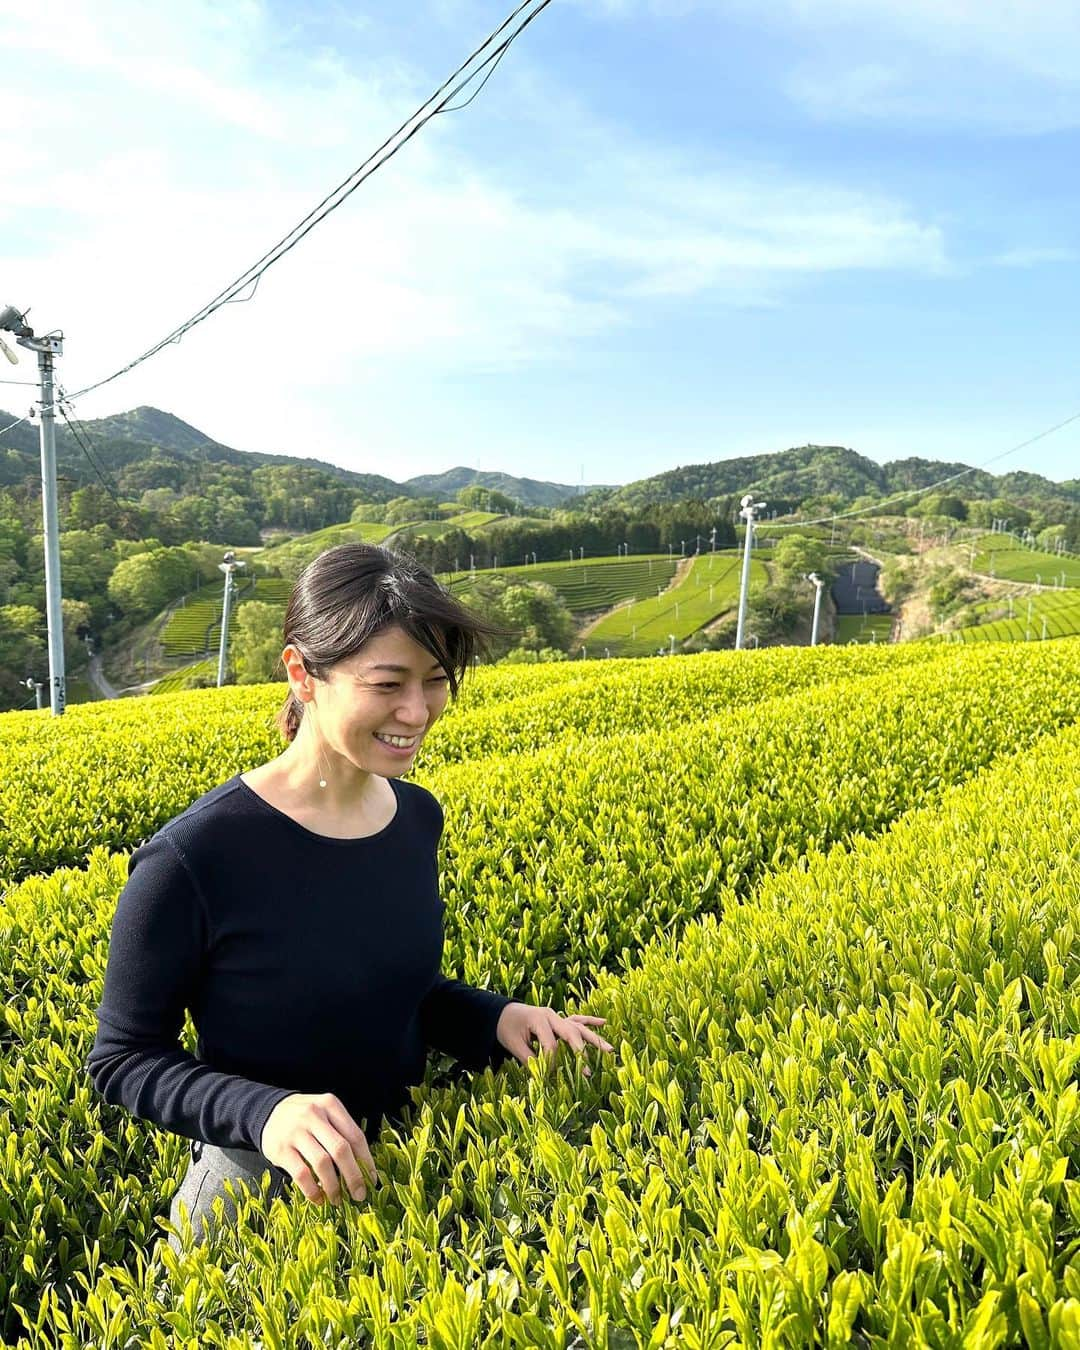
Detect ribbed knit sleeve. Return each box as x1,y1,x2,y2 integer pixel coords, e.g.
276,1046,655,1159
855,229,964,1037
85,833,298,1153
418,976,516,1070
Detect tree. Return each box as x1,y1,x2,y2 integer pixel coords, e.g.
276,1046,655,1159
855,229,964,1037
66,484,124,532
62,597,93,665
233,601,287,684
500,647,567,663
107,547,196,621
0,603,46,708
771,534,833,583
456,485,518,514
459,576,573,661
384,495,439,526
1037,524,1068,551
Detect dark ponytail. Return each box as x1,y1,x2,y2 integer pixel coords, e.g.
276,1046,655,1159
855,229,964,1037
274,543,512,743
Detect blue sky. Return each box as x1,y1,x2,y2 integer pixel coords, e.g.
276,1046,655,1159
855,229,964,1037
2,0,1079,489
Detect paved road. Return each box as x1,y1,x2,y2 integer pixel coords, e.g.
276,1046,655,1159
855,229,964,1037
87,653,119,700
86,652,160,700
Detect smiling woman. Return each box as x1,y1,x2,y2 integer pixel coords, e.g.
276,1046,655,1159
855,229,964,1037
85,543,522,1253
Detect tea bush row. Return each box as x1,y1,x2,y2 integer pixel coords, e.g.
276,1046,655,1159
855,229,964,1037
5,684,1080,1343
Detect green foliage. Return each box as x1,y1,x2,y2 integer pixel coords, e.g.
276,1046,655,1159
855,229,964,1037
456,484,520,514
232,601,287,685
384,495,442,526
878,554,919,606
927,567,977,622
771,534,834,583
257,520,397,580
499,647,567,664
446,554,681,618
0,603,45,703
106,547,202,622
458,574,574,660
906,493,968,520
834,613,894,644
2,642,1080,1342
970,535,1080,587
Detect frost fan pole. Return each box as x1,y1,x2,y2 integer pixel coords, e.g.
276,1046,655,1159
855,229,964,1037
735,494,765,651
1,305,65,714
808,572,826,647
216,551,246,687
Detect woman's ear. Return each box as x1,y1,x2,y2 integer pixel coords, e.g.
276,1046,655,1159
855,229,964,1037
282,644,313,701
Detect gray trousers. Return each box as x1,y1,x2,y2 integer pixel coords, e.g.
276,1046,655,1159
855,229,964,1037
168,1138,291,1253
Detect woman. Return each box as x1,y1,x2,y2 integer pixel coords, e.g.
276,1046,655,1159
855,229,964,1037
85,543,614,1254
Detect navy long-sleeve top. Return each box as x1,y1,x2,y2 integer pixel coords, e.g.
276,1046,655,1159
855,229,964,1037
85,773,515,1154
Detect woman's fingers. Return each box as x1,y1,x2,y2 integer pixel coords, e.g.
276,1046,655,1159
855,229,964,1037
284,1135,330,1204
324,1100,379,1195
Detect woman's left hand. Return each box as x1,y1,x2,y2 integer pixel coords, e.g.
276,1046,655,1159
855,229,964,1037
495,1002,615,1077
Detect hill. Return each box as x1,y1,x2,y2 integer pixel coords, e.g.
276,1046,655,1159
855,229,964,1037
574,443,1079,511
0,405,405,500
403,466,607,509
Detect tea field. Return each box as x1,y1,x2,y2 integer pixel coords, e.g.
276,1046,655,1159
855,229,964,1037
933,587,1080,646
2,639,1080,1346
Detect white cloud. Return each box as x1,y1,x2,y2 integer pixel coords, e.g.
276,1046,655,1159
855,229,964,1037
1,0,949,470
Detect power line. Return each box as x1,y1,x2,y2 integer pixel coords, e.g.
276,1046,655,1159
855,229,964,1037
65,0,553,404
56,399,123,503
766,410,1080,532
0,410,34,442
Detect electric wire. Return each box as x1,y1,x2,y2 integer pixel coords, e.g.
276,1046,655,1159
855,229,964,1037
0,411,33,442
58,400,123,503
65,0,553,404
56,400,123,503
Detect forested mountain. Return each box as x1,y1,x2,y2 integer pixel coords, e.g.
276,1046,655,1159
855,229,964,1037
572,444,1080,512
0,407,606,509
0,406,403,499
3,403,1079,710
404,466,606,508
3,409,1074,526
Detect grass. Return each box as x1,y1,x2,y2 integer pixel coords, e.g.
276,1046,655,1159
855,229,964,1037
584,551,767,657
441,554,681,615
835,613,894,645
968,533,1080,586
254,519,397,574
397,511,505,539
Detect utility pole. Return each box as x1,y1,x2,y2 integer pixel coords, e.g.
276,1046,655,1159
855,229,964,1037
2,304,65,715
216,551,246,687
735,494,765,651
808,572,825,647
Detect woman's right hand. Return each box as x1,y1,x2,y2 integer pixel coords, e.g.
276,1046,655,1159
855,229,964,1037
260,1092,378,1206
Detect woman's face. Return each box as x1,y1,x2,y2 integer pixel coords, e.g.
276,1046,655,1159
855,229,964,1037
305,624,451,775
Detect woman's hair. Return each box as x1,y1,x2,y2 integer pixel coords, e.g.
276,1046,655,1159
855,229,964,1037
274,543,513,742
